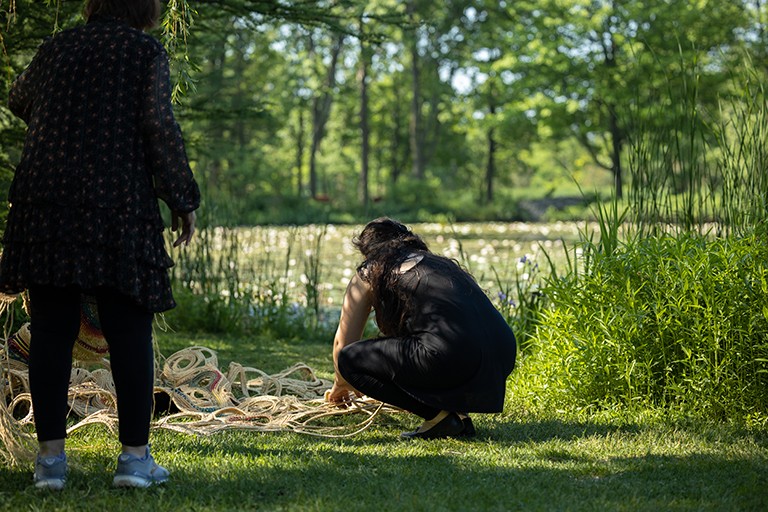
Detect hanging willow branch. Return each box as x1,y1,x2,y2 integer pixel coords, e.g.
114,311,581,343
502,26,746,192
161,0,198,104
0,0,18,83
0,1,197,103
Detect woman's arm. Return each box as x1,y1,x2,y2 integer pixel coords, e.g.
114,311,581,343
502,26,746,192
8,67,34,123
140,52,200,215
8,41,50,123
327,273,373,403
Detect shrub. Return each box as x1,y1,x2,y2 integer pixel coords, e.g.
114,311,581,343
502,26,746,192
519,225,768,423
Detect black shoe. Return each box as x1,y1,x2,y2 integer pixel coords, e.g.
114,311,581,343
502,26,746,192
459,416,476,437
400,412,465,440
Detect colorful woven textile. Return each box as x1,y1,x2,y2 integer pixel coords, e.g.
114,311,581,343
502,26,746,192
72,296,109,362
6,323,30,364
4,296,108,365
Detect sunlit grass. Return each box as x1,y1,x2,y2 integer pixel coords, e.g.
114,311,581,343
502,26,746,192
1,330,765,511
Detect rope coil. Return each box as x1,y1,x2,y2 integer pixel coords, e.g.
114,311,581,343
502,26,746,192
1,314,396,465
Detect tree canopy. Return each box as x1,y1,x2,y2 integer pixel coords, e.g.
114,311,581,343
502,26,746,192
1,0,765,225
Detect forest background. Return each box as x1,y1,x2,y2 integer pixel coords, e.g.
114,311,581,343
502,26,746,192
2,0,765,226
1,0,768,414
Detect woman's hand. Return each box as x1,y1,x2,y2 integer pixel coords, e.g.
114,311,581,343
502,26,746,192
325,381,361,405
172,210,196,247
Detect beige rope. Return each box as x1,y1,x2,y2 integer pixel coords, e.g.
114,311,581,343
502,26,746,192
0,292,35,465
151,345,394,436
1,342,397,466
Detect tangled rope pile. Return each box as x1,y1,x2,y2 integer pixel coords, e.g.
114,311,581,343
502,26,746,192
154,347,387,437
0,296,394,466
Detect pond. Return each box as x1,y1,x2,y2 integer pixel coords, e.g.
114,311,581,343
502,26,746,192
176,221,591,310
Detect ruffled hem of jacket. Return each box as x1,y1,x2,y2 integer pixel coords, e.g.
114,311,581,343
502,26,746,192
0,241,176,313
0,205,177,312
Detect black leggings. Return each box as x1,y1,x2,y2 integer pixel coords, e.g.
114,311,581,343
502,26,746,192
337,335,478,420
27,285,155,446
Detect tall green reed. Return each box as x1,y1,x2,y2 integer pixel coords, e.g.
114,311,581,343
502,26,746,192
713,57,768,235
626,50,768,237
165,218,333,340
516,53,768,423
624,50,714,236
526,227,768,421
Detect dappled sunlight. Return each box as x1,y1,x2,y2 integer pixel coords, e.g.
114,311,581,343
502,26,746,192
182,222,585,310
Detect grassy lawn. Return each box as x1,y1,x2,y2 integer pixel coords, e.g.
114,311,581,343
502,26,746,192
1,330,766,511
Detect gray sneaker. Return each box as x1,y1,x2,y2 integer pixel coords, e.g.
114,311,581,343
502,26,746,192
34,452,67,490
112,447,169,488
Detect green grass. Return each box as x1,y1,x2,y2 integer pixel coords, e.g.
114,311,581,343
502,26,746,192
519,221,768,423
1,330,766,511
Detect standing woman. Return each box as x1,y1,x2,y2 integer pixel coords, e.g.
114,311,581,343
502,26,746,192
326,218,517,439
2,0,200,489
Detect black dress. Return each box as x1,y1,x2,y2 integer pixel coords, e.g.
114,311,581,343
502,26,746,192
1,16,200,312
338,252,517,415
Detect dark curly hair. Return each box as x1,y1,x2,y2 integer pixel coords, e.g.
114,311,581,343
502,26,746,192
353,217,473,336
84,0,161,30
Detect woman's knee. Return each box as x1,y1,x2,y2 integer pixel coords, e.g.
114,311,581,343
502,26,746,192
338,342,381,385
336,345,356,382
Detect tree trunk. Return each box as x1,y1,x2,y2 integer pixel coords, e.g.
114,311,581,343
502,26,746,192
609,104,623,199
358,26,370,209
390,78,406,186
407,1,425,180
206,35,227,191
308,33,344,199
409,44,425,180
233,45,247,151
755,0,768,72
295,108,305,196
486,103,497,203
602,20,624,199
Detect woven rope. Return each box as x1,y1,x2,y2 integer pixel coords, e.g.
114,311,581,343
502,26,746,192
0,295,35,465
153,345,391,437
1,340,395,465
0,292,397,466
72,297,110,362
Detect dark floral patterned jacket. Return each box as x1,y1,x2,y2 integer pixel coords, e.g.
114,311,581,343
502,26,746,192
1,16,201,312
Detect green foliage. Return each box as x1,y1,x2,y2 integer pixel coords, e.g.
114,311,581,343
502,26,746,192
493,254,545,354
521,224,768,422
3,2,764,225
163,222,337,341
514,53,768,422
499,46,768,424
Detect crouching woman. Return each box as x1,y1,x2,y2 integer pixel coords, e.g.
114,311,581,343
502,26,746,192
326,218,517,439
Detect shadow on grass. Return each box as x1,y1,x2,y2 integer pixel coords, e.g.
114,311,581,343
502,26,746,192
479,417,642,443
3,445,757,511
1,418,765,512
161,450,766,512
